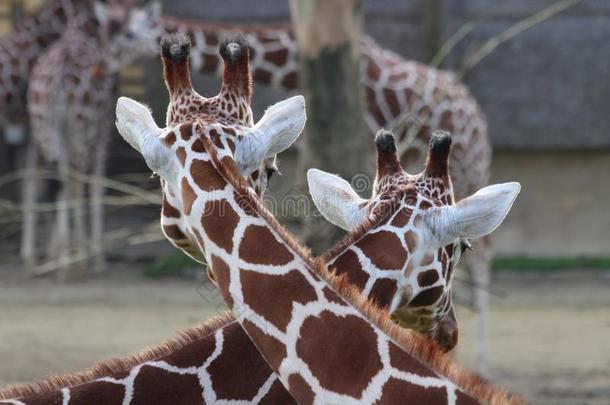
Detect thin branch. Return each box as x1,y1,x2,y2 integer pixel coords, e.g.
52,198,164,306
429,22,474,68
456,0,582,80
0,169,160,204
31,222,164,276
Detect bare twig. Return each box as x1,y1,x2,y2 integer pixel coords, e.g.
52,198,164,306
0,169,160,204
31,221,164,276
457,0,582,80
429,22,474,68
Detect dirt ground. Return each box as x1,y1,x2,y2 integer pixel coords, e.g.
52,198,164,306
0,266,608,404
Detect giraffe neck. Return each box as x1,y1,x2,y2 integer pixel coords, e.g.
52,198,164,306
163,122,492,403
0,314,295,405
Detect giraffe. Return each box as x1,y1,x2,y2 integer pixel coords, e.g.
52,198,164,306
0,132,516,404
114,90,521,403
0,48,519,401
21,1,161,276
160,17,495,370
0,311,522,404
0,0,86,145
155,34,517,353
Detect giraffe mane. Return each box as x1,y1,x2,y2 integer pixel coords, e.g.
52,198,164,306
199,126,524,404
0,312,236,400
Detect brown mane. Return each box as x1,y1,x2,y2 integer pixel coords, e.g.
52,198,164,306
0,312,236,400
200,126,524,404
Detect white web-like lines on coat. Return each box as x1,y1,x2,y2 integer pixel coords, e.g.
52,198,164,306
87,326,275,405
164,123,468,404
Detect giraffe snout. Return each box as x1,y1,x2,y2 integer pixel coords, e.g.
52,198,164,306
433,315,459,352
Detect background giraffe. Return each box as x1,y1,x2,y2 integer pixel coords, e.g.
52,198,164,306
21,0,161,277
115,92,520,403
0,0,84,146
159,17,494,370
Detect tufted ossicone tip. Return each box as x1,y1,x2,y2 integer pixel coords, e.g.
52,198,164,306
424,130,452,179
161,33,191,61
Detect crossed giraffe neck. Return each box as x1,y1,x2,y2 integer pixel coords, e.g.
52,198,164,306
112,93,520,403
160,17,496,371
0,120,517,404
0,0,85,131
0,38,518,402
154,35,519,356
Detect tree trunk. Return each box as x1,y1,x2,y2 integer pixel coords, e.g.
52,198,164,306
290,0,370,254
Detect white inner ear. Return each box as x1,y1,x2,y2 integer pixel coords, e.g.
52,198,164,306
307,169,369,232
115,97,174,178
235,95,306,176
425,182,521,247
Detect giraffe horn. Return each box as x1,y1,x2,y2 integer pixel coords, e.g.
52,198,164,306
161,33,193,94
235,95,306,176
374,129,403,179
423,130,452,179
219,33,252,98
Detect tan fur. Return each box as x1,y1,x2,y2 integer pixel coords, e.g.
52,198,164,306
0,312,236,400
200,126,524,404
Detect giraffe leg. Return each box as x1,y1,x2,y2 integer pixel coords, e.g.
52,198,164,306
468,234,493,375
90,145,108,273
70,169,87,275
56,157,72,281
20,142,39,276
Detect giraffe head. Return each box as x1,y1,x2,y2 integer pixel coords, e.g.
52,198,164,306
93,1,162,72
116,94,306,260
308,130,520,351
161,32,278,194
155,34,288,262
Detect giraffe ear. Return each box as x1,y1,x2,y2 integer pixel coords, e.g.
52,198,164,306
115,97,172,176
307,169,370,232
424,182,521,246
235,96,306,176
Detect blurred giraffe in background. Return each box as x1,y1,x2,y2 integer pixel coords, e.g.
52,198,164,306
21,0,161,278
0,0,86,145
161,17,493,372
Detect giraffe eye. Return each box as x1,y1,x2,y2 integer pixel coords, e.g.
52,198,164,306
266,168,275,180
